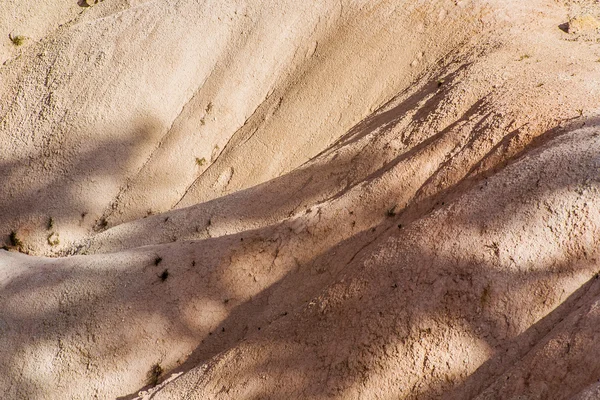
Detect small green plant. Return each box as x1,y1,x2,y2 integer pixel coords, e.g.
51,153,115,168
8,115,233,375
47,232,60,246
205,102,213,113
9,231,22,248
195,157,206,167
47,217,55,230
147,363,163,387
518,54,531,61
9,33,26,46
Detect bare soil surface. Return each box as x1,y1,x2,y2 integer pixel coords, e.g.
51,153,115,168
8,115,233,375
1,0,600,399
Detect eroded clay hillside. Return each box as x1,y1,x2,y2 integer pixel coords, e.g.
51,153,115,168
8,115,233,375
1,0,599,399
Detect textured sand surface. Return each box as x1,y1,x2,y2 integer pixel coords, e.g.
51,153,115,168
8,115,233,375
1,0,600,399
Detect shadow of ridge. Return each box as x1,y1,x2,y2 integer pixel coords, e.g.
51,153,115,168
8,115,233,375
394,116,600,231
119,123,600,399
323,61,474,156
446,274,600,400
80,66,487,256
136,238,600,399
115,219,382,400
0,116,163,256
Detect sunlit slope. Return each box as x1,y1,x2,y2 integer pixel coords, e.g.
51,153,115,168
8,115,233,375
0,0,483,255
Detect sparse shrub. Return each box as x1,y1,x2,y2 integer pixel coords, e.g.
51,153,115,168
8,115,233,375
47,232,60,246
386,205,398,217
147,363,163,387
9,231,22,248
9,34,25,46
159,269,169,281
485,242,500,257
195,157,206,167
95,217,108,231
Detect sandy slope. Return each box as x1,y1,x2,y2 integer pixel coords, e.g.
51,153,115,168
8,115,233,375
1,0,600,399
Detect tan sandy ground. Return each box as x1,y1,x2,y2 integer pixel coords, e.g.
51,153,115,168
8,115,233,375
1,0,600,398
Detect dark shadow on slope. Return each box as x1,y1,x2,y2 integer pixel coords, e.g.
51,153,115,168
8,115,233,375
1,93,598,399
0,116,164,254
114,122,600,399
445,273,600,399
323,62,473,155
79,63,485,255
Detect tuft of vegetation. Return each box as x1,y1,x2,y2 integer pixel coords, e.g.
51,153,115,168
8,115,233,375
195,157,206,167
147,363,163,387
485,242,500,257
386,205,398,217
159,269,169,282
9,34,26,46
47,232,60,246
437,79,445,88
47,217,55,230
518,54,531,61
9,231,22,248
205,102,213,113
96,217,108,231
154,256,163,266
